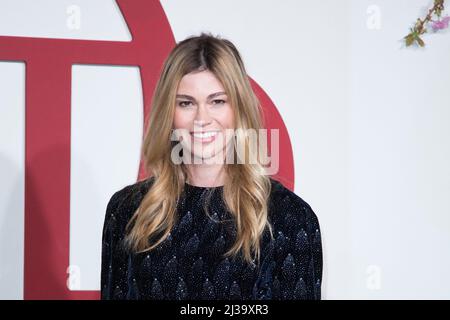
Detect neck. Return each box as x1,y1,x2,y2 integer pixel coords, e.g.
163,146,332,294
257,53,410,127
184,163,226,187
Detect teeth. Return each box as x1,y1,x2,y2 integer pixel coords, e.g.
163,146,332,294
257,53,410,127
192,131,218,139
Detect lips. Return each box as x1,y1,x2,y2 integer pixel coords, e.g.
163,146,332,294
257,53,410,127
190,130,219,143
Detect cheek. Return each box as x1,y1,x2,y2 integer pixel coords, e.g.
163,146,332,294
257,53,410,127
172,110,191,147
220,105,235,128
173,109,189,129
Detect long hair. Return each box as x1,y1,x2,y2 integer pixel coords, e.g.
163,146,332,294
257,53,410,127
124,32,274,266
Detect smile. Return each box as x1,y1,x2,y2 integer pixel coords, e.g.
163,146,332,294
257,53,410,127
190,131,219,143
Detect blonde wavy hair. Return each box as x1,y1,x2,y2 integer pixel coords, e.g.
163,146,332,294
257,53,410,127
124,32,274,266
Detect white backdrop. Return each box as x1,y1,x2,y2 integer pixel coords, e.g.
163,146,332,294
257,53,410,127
0,0,449,299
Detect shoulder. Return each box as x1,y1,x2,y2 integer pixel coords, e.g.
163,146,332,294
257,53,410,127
268,177,320,237
104,176,155,229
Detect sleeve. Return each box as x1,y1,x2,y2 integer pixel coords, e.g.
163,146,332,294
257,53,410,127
253,197,323,300
100,190,129,300
280,203,323,300
307,207,323,300
272,197,322,300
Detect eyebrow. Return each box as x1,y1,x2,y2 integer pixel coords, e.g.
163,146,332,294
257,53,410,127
176,91,227,101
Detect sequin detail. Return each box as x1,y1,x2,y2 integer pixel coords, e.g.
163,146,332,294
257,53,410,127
100,177,322,300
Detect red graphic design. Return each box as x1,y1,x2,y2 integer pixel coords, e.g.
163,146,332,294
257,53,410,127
0,0,294,299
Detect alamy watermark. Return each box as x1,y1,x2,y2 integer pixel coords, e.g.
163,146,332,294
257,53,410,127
170,128,280,175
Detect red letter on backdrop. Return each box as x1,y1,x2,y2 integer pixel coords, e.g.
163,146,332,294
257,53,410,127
0,0,293,299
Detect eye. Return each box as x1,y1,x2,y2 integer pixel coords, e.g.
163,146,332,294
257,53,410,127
178,101,193,108
212,99,226,105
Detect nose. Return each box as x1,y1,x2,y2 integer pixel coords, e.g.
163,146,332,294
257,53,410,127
194,104,212,128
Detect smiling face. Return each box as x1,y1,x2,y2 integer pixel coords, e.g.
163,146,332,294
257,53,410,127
172,69,235,163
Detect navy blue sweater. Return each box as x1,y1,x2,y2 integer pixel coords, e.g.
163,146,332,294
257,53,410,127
101,177,322,300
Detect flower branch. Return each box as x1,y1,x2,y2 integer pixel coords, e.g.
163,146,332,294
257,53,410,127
404,0,448,47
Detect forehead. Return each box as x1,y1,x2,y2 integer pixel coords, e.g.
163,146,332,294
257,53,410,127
177,70,225,95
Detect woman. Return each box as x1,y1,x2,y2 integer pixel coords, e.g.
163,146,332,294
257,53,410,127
101,32,322,300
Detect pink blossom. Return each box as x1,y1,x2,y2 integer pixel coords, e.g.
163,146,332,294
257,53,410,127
431,16,450,31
